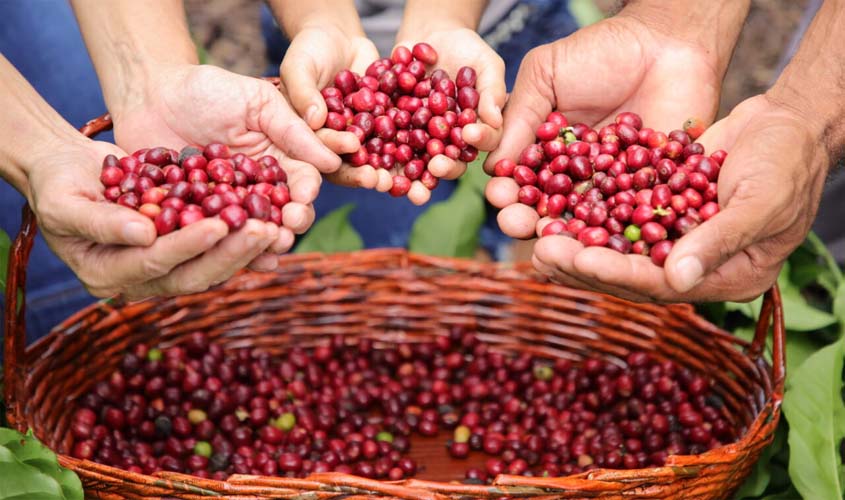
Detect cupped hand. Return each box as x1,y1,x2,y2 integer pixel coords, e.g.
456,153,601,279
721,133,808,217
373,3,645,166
278,26,397,198
112,64,336,260
485,14,721,238
532,95,830,302
392,28,507,204
26,139,282,300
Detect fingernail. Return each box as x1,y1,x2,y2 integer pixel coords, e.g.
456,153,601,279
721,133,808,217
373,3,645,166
205,232,222,246
305,105,318,126
123,221,151,245
674,256,704,292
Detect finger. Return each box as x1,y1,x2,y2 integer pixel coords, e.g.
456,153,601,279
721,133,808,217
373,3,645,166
484,177,519,209
462,122,503,152
280,51,327,129
46,198,157,246
249,253,280,272
476,56,507,130
316,129,362,155
324,165,380,189
565,244,674,301
428,155,465,179
268,226,296,253
535,237,658,302
375,169,393,192
484,46,555,172
282,158,322,205
88,218,229,291
282,203,316,234
128,220,275,300
407,181,432,205
496,203,539,239
259,82,341,174
532,251,649,301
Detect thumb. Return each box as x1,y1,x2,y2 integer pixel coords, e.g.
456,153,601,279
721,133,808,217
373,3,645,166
484,47,554,174
260,83,341,174
280,54,327,130
664,199,767,293
58,198,156,246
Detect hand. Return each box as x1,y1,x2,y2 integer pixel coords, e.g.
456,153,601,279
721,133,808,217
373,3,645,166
112,64,338,263
393,27,507,203
25,139,282,300
279,25,400,198
532,95,830,302
485,14,722,238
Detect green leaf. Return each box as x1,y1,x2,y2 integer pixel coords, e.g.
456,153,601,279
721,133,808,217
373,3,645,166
734,422,788,499
568,0,605,27
408,180,485,258
788,244,826,290
295,204,363,254
0,428,83,500
779,286,838,331
0,227,10,290
804,231,844,287
459,153,490,195
732,263,838,331
724,298,762,320
781,326,845,499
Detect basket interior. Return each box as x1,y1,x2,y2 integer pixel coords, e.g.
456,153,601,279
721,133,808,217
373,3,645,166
17,250,770,484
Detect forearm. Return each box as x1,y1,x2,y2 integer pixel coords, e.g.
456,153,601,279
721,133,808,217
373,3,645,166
397,0,489,40
267,0,365,38
620,0,751,76
768,0,845,162
70,0,197,117
0,55,84,198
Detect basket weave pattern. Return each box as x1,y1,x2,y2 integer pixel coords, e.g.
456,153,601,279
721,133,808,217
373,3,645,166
3,115,784,500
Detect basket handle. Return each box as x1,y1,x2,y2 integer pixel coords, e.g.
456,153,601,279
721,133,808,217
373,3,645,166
3,114,115,430
749,286,786,406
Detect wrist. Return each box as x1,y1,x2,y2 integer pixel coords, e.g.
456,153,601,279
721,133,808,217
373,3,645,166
270,1,365,39
107,61,195,125
766,81,845,166
397,0,485,42
618,0,750,76
396,19,472,43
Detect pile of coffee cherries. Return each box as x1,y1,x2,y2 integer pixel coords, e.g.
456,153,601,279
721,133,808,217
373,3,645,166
99,144,291,236
70,329,735,482
493,112,725,265
321,43,481,197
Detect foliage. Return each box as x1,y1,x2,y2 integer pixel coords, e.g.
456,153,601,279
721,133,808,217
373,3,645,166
294,203,363,254
408,155,488,257
0,227,9,291
0,428,83,500
724,236,845,499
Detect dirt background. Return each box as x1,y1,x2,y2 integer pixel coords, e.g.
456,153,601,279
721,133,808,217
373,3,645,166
183,0,813,261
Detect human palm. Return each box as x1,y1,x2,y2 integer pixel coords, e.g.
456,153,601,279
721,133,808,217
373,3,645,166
279,27,392,197
111,64,332,253
531,95,829,303
485,16,722,236
390,27,507,204
26,139,283,299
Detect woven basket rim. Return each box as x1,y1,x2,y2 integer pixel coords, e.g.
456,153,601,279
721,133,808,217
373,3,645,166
2,110,786,500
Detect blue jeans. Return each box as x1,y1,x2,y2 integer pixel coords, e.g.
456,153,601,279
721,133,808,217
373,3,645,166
0,1,112,346
0,0,579,343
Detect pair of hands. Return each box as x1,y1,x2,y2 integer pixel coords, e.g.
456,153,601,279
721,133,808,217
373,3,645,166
279,24,506,205
485,14,828,302
36,25,507,300
32,64,338,299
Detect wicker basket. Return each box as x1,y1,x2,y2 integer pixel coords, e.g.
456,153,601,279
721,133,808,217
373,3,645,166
3,115,785,500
